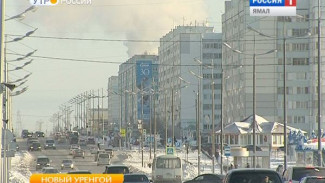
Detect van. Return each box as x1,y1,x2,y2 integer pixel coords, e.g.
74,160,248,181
36,156,51,170
152,155,182,183
97,153,110,166
283,167,325,183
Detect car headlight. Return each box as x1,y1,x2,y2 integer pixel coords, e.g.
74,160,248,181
38,147,41,148
71,164,74,168
31,147,33,148
61,164,64,167
53,144,55,146
46,144,48,146
37,164,40,165
46,163,50,166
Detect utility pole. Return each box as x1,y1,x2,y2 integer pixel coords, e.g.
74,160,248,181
141,83,144,167
317,0,322,166
211,59,216,173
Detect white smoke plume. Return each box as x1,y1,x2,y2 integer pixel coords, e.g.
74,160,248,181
22,0,209,57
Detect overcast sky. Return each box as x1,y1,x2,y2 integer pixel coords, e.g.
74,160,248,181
6,0,225,132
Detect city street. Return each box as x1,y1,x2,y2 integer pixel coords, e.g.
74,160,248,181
16,138,144,175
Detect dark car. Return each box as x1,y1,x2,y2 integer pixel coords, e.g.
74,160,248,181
224,169,282,183
87,137,95,144
300,176,325,183
61,159,74,170
27,137,38,145
124,174,150,183
184,173,224,183
68,170,91,174
36,156,51,170
21,130,29,138
35,131,45,138
44,139,56,150
29,142,42,151
244,145,262,151
103,165,130,174
27,132,33,138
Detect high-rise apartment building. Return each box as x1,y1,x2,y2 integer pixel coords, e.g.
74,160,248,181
222,0,324,133
158,25,222,141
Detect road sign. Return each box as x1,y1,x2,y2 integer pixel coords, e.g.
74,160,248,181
143,129,146,136
224,146,231,157
120,128,126,137
166,147,175,155
175,141,181,148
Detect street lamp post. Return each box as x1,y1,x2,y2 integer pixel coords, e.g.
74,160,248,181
223,41,276,168
247,24,310,169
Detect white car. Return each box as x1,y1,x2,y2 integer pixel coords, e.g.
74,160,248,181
69,145,80,155
97,153,110,166
42,167,60,174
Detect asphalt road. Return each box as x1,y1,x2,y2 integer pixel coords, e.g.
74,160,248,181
16,137,142,174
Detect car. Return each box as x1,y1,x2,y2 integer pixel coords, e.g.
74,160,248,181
41,167,60,174
67,170,91,174
21,129,29,138
224,169,282,183
87,137,95,144
90,147,98,154
27,137,38,145
103,165,130,174
97,152,110,166
27,132,33,138
36,156,51,170
61,159,74,170
300,176,325,183
69,145,80,155
58,136,66,144
79,139,87,146
44,139,56,150
183,173,224,183
35,131,45,138
104,148,114,157
29,142,42,151
123,174,150,183
73,149,85,159
283,167,325,183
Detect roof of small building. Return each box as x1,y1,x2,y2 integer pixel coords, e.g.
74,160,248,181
216,114,306,135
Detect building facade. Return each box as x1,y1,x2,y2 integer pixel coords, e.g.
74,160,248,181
158,25,222,141
118,55,158,134
107,76,120,132
222,0,324,133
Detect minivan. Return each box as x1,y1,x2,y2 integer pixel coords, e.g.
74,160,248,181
283,167,325,183
36,156,51,170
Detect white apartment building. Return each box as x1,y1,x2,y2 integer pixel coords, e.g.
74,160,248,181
158,25,222,141
107,76,120,132
222,0,324,133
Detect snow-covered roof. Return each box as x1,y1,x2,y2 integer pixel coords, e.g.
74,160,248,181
216,114,306,134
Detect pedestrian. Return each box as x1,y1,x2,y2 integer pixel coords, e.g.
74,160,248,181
246,163,250,168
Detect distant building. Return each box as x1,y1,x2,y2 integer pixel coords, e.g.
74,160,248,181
87,108,108,136
107,76,120,132
118,54,159,132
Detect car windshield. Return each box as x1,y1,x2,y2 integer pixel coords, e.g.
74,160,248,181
46,140,54,144
99,154,109,158
229,171,282,183
62,160,72,163
37,158,49,163
124,175,148,182
106,167,129,174
292,168,325,181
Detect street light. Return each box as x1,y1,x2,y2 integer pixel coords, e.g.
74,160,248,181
223,40,277,168
247,24,310,169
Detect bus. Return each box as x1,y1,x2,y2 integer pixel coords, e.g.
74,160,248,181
152,155,182,183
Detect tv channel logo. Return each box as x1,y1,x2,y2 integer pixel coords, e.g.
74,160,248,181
250,0,296,16
30,0,92,6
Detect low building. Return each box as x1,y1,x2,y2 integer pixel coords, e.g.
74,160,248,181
216,115,305,168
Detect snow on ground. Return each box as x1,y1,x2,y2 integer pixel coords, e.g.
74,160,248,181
9,150,33,183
